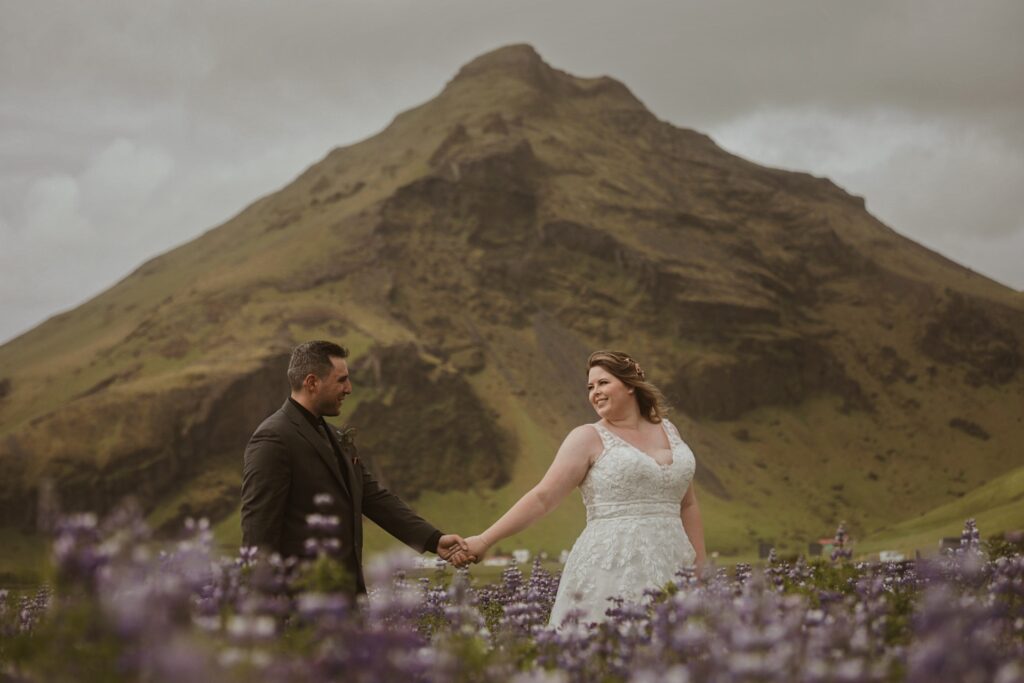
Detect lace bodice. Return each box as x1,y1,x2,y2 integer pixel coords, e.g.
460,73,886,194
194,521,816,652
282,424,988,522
580,420,696,520
549,418,698,627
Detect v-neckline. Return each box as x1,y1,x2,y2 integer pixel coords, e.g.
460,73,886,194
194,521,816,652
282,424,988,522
599,421,675,468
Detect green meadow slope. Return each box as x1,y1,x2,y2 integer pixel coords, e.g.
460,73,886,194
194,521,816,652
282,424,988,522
856,465,1024,557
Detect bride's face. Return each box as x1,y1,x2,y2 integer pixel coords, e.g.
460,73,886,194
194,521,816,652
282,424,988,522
587,366,633,418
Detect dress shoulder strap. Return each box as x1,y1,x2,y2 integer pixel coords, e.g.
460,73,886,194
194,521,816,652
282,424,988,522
588,422,616,451
662,419,683,446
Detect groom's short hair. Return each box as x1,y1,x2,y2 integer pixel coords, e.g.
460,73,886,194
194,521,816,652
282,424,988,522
288,340,349,391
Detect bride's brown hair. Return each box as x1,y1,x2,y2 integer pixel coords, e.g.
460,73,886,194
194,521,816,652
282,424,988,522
587,350,669,423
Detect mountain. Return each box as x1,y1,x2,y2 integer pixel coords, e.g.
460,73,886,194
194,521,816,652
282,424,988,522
1,45,1021,572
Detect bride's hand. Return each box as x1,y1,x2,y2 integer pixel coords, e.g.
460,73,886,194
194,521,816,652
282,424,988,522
465,535,490,561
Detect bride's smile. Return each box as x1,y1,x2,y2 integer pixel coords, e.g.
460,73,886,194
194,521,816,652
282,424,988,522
588,366,632,418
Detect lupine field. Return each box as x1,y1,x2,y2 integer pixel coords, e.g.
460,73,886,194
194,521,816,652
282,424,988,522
2,504,1022,682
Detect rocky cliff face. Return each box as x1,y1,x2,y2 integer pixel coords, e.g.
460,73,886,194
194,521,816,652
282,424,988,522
1,45,1021,553
0,352,290,526
348,344,513,500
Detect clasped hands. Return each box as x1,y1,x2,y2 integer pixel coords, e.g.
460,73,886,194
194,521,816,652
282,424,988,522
437,534,491,568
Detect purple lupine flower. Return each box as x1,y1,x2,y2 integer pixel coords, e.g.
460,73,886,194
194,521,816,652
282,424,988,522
15,588,51,634
906,584,1012,683
831,522,854,562
960,517,981,551
237,545,259,567
10,504,1024,682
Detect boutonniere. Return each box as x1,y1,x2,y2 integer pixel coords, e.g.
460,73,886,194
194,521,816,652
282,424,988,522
334,426,360,464
331,425,357,444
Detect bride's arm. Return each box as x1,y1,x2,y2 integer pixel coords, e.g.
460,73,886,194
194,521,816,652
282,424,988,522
465,425,599,558
680,483,707,571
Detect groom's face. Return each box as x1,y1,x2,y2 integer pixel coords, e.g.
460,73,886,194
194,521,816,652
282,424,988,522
312,356,352,417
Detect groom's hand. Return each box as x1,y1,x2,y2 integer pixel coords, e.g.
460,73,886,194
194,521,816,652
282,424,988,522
437,534,476,567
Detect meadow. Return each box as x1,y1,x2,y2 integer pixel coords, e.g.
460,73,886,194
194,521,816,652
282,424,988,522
2,504,1022,683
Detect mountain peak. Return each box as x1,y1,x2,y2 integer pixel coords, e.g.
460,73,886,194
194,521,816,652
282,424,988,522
450,43,645,110
454,43,548,81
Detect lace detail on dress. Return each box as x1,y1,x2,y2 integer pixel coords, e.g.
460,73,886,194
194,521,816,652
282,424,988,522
591,422,673,467
550,419,697,627
586,500,680,522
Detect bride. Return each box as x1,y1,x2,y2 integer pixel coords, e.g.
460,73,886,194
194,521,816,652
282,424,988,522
461,350,706,626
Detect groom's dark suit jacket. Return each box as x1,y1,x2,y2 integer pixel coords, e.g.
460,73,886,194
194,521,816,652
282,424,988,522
241,399,441,594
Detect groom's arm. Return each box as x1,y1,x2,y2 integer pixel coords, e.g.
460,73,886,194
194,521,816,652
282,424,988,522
358,457,444,553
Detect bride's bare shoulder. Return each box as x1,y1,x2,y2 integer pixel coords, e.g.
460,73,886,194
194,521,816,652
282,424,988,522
560,424,604,458
566,423,602,439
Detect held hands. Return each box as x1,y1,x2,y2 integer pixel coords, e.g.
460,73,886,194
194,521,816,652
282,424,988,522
437,534,477,568
444,534,491,567
444,535,490,568
436,533,493,568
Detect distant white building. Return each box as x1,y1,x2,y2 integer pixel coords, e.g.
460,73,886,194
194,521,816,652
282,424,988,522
483,555,514,567
878,550,905,563
512,549,531,564
414,555,446,569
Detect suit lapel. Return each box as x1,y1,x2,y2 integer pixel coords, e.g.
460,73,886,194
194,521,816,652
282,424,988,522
283,401,350,497
321,424,364,565
323,426,361,512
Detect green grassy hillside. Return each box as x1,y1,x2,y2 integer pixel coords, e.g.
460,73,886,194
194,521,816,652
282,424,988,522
856,465,1024,558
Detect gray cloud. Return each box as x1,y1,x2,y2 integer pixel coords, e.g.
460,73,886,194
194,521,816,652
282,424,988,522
1,0,1022,342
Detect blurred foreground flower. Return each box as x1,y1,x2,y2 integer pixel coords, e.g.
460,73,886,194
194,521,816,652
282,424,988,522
2,511,1021,682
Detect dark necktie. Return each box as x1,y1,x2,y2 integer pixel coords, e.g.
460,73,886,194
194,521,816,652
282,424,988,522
319,422,352,489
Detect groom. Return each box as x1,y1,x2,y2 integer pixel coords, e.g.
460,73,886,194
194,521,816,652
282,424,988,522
241,340,472,594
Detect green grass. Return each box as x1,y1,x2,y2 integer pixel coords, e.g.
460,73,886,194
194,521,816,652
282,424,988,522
10,465,1023,592
212,508,243,553
856,465,1024,558
0,528,48,586
145,450,241,535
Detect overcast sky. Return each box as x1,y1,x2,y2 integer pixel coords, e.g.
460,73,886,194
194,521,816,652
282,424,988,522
2,1,1022,344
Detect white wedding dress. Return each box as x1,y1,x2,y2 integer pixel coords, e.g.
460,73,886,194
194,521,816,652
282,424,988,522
548,419,697,627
